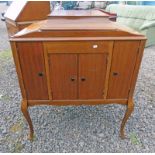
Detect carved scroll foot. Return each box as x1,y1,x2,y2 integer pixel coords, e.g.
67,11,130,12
120,99,134,139
21,100,34,141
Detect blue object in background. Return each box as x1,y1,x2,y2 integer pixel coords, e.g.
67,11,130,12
62,1,77,10
142,1,155,5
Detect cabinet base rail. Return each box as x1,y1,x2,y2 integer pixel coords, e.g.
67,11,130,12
21,99,134,140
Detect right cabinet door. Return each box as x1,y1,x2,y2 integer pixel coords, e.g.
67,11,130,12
107,41,140,99
79,53,107,99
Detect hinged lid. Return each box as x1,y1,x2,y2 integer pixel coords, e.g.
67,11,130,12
5,1,50,22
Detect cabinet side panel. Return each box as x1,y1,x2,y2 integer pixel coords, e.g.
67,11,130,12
128,40,146,99
17,42,49,100
107,41,140,99
10,42,27,99
49,54,78,100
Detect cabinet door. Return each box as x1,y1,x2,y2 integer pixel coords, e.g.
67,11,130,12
17,42,48,100
107,41,140,99
79,54,107,99
49,54,78,100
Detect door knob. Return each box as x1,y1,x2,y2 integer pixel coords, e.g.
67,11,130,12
81,77,86,81
70,77,76,81
38,72,43,77
113,72,119,76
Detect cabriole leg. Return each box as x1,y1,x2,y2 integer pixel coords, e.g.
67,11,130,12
21,100,34,140
120,99,134,139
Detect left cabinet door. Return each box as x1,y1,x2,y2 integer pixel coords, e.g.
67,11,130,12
17,42,49,100
49,54,78,100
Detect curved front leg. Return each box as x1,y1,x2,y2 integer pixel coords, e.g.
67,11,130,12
120,99,134,139
21,100,34,140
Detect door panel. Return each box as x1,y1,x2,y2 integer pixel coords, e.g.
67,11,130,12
107,41,140,99
49,54,78,100
17,42,49,100
79,54,107,99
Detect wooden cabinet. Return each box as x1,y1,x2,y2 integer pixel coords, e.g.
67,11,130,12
9,11,146,140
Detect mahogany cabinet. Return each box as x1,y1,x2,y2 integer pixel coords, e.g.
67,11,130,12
9,12,146,140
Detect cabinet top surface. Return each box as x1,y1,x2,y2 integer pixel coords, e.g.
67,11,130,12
48,10,109,17
41,18,120,30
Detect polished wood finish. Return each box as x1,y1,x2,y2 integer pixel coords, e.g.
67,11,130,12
128,40,146,99
107,41,140,99
9,11,146,140
48,10,109,19
49,54,78,100
5,1,50,21
48,9,117,22
21,100,34,140
44,41,112,54
10,42,27,99
5,1,50,36
12,18,144,39
104,42,114,99
28,99,128,106
17,42,48,100
79,54,107,99
15,1,50,22
43,44,53,100
120,99,134,139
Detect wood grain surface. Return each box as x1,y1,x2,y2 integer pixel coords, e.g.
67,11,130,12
17,42,49,100
107,41,140,99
